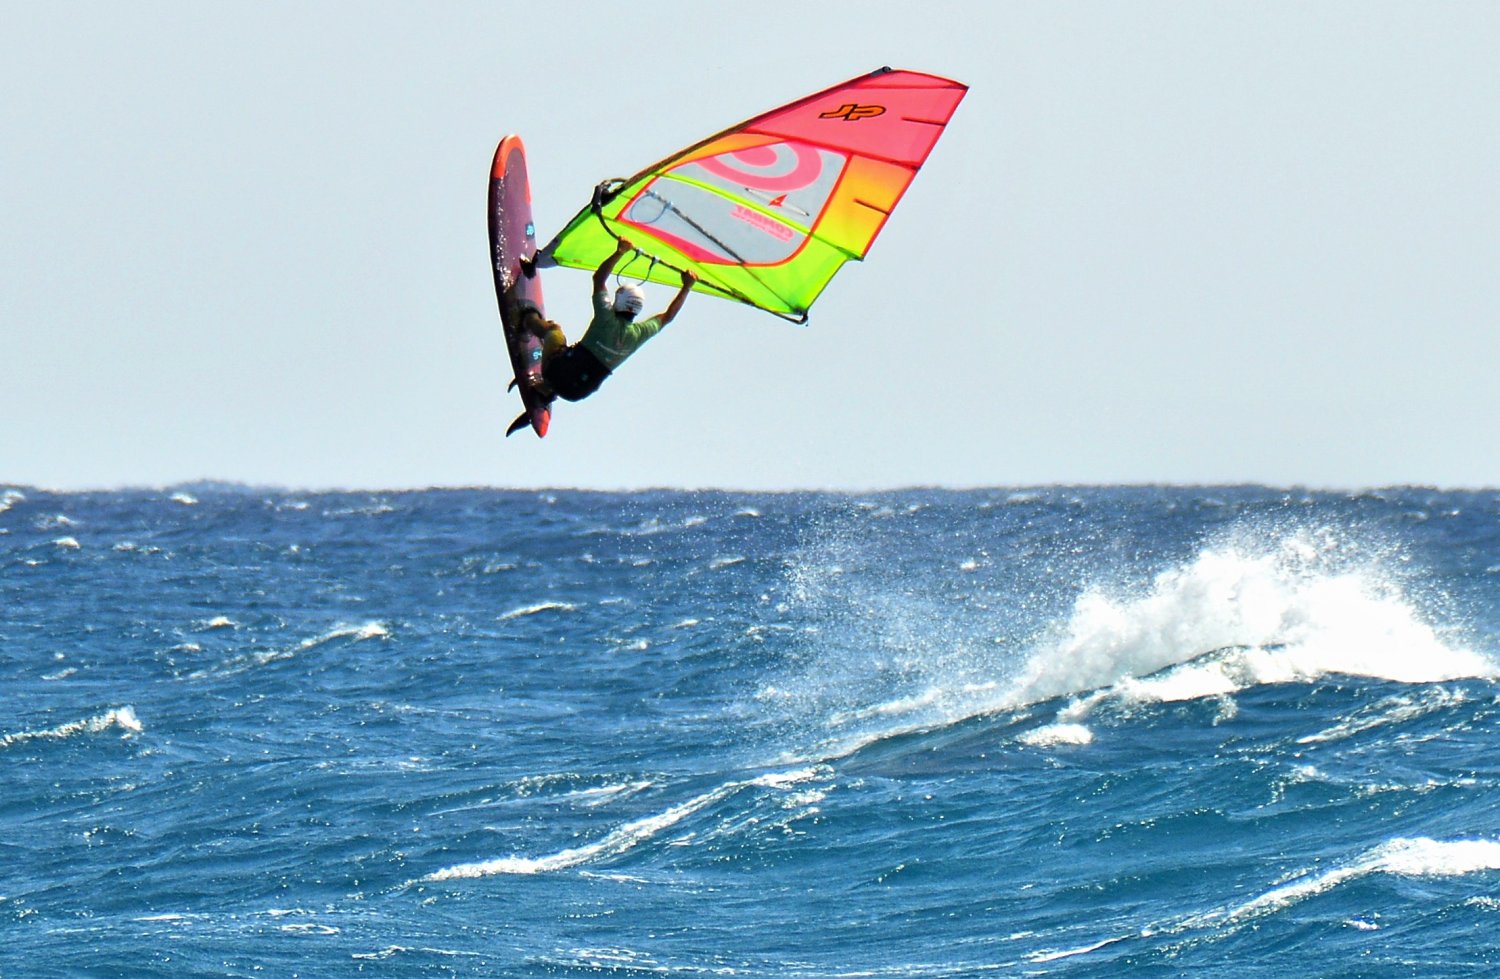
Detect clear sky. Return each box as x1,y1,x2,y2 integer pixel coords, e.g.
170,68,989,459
4,2,1499,491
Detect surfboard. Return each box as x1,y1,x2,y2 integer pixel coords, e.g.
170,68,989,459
488,134,552,438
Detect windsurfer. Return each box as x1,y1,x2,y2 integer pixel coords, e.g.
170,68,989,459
523,238,696,402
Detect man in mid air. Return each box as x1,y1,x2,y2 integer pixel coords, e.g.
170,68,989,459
523,238,697,402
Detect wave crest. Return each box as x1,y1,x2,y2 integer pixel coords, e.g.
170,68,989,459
1,706,143,749
1012,531,1492,711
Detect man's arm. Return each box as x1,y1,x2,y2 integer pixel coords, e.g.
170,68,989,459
657,269,698,326
593,238,634,292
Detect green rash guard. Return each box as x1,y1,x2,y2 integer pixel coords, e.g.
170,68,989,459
578,289,667,371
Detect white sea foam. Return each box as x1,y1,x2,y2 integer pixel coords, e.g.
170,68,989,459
425,768,823,882
1,706,142,748
566,781,655,808
169,492,198,506
1297,687,1468,745
427,789,732,879
52,536,81,550
301,622,389,647
499,601,577,621
776,526,1494,766
1026,935,1130,963
200,622,388,677
1018,723,1094,747
1220,837,1500,924
0,489,24,513
752,767,820,789
352,945,483,961
1008,531,1494,714
612,514,712,538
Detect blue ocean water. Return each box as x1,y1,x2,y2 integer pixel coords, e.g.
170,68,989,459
3,485,1499,977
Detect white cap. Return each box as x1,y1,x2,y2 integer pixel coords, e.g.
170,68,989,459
613,284,645,317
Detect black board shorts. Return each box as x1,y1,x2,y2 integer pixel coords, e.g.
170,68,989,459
542,345,611,402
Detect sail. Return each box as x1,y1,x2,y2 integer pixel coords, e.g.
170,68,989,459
537,67,967,322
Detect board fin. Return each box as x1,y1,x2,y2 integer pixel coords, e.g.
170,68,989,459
505,412,531,437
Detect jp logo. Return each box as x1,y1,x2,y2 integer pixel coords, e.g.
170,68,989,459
819,103,885,121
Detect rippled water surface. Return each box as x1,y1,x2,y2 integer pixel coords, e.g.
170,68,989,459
4,486,1499,976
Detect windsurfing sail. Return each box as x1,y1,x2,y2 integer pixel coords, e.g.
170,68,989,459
536,67,967,323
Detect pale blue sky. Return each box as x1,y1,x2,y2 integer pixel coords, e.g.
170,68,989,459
4,2,1498,490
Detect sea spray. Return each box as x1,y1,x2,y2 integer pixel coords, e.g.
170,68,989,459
768,522,1491,763
1009,529,1492,712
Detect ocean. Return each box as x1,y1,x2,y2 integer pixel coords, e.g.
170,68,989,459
3,485,1498,977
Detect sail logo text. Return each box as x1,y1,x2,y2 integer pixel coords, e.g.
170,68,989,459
819,103,885,121
730,205,794,241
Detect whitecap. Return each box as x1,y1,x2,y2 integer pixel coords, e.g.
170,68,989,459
1207,837,1500,926
1007,531,1495,714
499,601,577,621
279,923,338,936
566,781,655,807
350,945,483,962
0,706,142,748
751,767,822,790
1297,687,1467,745
425,768,825,882
169,492,198,506
300,622,390,648
1018,723,1094,747
1026,935,1131,963
426,788,730,879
